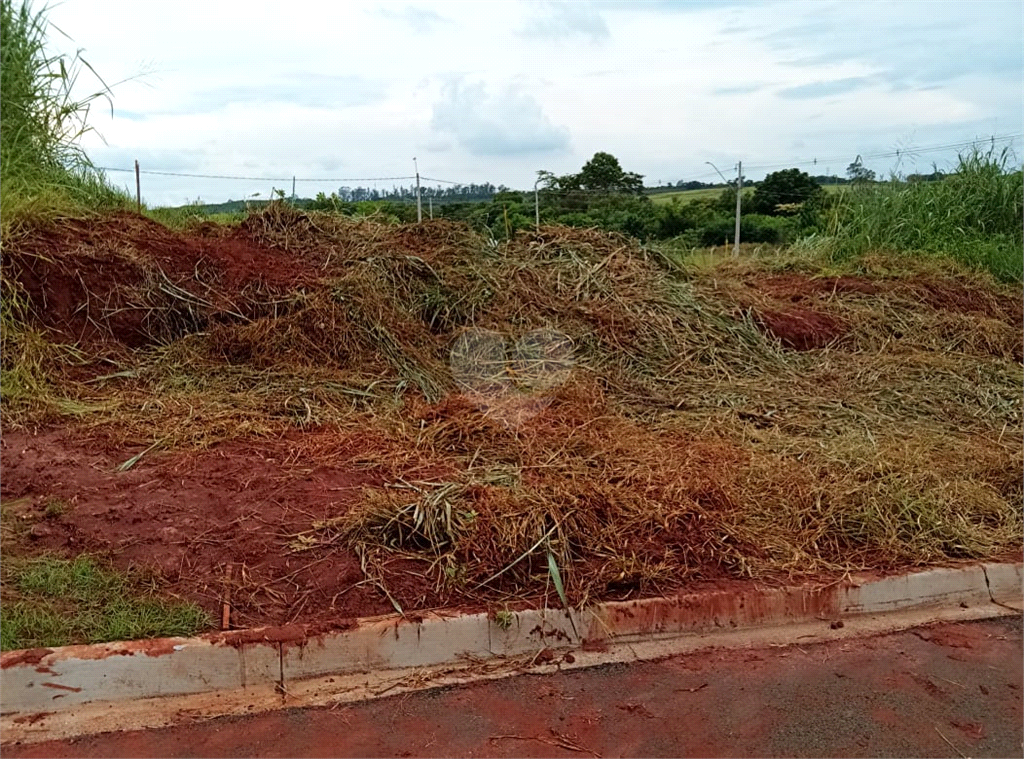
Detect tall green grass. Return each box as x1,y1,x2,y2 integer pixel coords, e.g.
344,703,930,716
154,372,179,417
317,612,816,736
0,0,129,241
826,147,1023,282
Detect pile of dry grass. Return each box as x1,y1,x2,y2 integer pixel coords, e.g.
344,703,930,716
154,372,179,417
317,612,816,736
3,208,1021,606
302,371,1021,606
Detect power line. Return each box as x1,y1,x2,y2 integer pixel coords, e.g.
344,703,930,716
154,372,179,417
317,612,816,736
741,133,1021,173
96,166,417,183
96,132,1021,195
420,176,466,185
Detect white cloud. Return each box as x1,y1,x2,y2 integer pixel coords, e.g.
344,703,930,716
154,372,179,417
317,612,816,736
517,1,610,41
431,80,570,156
42,0,1022,205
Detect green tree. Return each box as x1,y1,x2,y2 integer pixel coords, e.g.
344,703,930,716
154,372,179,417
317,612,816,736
578,152,644,194
554,152,645,195
750,169,825,216
846,157,876,184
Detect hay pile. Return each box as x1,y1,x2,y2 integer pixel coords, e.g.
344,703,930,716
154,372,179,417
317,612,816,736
3,206,1021,607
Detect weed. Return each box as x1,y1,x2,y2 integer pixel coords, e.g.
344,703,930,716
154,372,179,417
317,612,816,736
0,0,130,243
493,609,515,631
43,497,68,519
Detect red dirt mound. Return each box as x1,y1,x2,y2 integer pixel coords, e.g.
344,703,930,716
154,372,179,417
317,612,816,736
4,213,324,349
754,308,845,350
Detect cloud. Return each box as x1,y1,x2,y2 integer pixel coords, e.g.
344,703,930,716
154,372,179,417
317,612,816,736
778,76,873,99
760,1,1022,89
376,6,454,32
431,80,571,156
156,75,384,115
594,0,762,10
712,84,765,96
518,1,610,42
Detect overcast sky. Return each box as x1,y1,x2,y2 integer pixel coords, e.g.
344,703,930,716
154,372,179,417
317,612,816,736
46,0,1022,207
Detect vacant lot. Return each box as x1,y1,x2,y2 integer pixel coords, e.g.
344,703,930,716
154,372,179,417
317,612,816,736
1,208,1021,647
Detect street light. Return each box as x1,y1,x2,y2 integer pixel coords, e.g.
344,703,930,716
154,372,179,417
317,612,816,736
705,161,741,256
413,157,422,223
705,161,730,185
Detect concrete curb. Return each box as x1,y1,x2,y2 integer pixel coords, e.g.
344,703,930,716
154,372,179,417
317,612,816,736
1,562,1020,739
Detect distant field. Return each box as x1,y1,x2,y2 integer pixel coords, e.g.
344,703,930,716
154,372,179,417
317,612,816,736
650,184,848,206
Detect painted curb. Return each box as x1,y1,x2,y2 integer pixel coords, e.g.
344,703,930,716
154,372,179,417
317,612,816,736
1,562,1020,720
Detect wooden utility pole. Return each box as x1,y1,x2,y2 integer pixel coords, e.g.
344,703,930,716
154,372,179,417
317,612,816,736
134,160,141,214
733,160,742,256
292,175,296,200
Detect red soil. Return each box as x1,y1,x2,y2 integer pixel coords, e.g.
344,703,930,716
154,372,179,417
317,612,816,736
2,214,1019,639
4,213,323,349
0,427,446,628
754,308,846,350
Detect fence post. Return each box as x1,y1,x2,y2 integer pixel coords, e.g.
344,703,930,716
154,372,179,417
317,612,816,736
135,160,141,214
534,176,541,231
733,160,742,256
414,158,422,223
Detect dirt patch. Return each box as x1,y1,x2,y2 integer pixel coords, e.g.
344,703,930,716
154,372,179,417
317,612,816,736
2,210,1020,643
758,274,881,301
0,427,423,629
898,275,1023,325
3,213,325,349
753,307,846,350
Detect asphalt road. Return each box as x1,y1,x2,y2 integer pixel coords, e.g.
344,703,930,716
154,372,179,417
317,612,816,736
5,616,1022,758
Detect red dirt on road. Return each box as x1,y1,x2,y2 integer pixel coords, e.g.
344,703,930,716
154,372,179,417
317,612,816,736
4,616,1020,758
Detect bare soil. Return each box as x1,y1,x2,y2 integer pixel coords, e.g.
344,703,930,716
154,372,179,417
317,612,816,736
0,426,452,628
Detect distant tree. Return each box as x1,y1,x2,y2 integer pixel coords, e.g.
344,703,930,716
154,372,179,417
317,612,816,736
750,169,825,216
573,152,645,194
846,157,876,184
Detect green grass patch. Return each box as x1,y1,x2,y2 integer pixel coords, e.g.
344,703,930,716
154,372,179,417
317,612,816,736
825,148,1023,283
650,183,846,206
146,203,247,230
0,555,210,651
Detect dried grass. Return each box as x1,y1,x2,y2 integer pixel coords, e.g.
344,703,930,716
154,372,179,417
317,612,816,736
3,208,1021,607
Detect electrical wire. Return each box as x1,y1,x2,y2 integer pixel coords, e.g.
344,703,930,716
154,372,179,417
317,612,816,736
95,133,1020,193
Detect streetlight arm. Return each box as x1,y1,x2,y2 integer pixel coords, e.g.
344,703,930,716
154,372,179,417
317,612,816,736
705,161,730,185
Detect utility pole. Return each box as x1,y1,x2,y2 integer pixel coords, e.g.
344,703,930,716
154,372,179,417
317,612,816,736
134,160,141,214
414,157,422,223
292,175,296,200
705,159,741,254
428,196,433,219
733,160,742,256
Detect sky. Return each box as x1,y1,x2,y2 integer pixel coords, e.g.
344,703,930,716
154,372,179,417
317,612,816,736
44,0,1023,207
